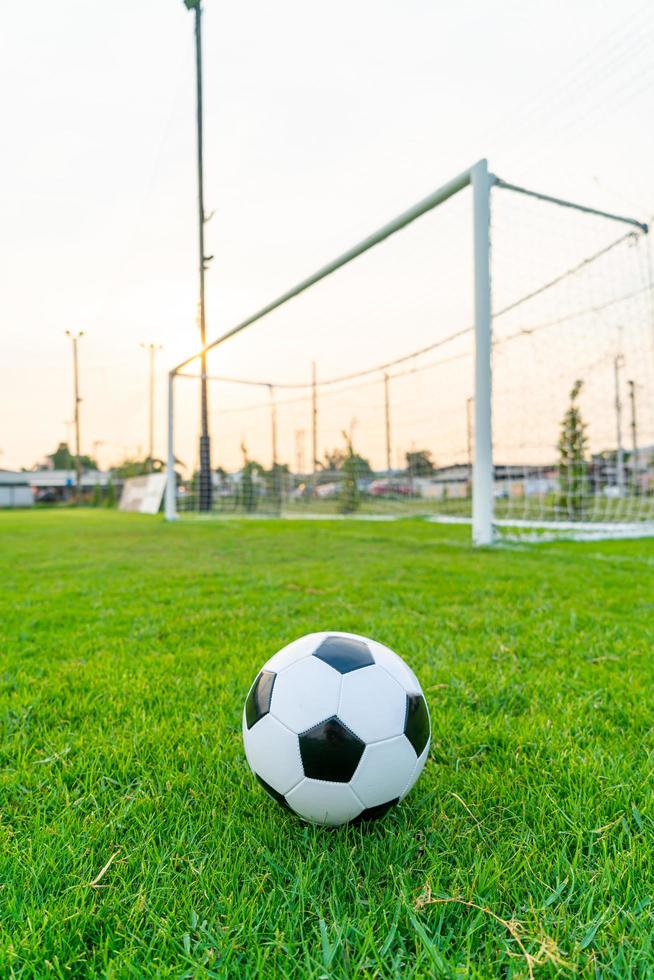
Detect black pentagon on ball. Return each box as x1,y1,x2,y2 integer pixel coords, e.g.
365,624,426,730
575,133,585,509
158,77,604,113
255,774,291,811
352,798,399,825
245,670,276,729
404,693,430,755
299,716,365,782
312,635,375,674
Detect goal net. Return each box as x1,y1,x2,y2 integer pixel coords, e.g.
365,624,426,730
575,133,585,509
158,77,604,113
490,182,653,539
168,161,654,542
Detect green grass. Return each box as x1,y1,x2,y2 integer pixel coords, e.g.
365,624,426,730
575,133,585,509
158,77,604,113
1,511,653,978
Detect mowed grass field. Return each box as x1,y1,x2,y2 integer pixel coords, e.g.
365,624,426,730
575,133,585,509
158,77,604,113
1,511,653,978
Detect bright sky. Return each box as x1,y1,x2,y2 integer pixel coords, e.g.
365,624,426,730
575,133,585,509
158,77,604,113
2,0,653,472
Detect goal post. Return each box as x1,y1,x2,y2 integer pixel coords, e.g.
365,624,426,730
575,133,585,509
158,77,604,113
165,159,653,543
165,159,494,535
471,159,493,546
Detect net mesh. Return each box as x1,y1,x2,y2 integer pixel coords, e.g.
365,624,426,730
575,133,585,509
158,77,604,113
490,185,654,535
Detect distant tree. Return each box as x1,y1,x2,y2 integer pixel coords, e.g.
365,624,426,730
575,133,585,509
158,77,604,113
406,450,434,476
266,462,290,512
339,433,361,514
321,448,372,475
558,379,588,519
42,442,98,471
105,477,116,508
321,448,345,472
113,457,164,479
238,443,264,513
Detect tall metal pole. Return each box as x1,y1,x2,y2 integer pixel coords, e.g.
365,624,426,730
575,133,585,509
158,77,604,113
471,159,494,545
311,361,318,474
92,440,104,498
269,385,278,469
185,0,212,511
628,379,638,493
269,384,280,511
65,330,84,502
383,373,391,473
614,353,625,494
140,343,162,470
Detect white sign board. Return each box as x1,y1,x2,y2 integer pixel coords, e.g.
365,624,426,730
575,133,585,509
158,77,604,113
119,474,167,514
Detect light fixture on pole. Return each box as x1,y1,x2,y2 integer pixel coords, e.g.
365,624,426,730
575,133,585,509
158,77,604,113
65,330,85,502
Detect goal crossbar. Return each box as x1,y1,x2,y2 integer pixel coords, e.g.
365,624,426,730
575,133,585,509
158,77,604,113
171,164,476,375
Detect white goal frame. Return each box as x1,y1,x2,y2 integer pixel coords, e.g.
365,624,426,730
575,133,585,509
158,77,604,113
165,158,650,545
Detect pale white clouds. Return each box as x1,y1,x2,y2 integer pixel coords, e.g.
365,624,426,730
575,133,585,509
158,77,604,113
1,0,652,470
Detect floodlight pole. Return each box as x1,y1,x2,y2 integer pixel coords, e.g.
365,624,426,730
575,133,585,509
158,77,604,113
471,160,494,545
185,0,212,511
269,384,281,511
65,330,84,502
269,385,278,469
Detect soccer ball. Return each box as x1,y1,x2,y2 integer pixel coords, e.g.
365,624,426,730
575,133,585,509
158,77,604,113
242,631,430,826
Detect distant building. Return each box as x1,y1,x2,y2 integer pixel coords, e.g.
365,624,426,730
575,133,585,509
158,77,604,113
414,463,560,501
416,465,470,500
0,471,33,507
28,470,110,502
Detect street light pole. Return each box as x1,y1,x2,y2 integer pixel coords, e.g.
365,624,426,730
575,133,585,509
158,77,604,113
140,343,163,470
269,384,281,511
184,0,212,511
65,330,84,501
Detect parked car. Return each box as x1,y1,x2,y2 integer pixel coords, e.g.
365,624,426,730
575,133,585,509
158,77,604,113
368,479,412,497
35,488,58,503
314,481,340,499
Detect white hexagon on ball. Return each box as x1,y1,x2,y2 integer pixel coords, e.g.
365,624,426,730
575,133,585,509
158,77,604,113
338,665,406,743
270,655,341,733
262,632,323,674
400,741,430,800
286,778,363,826
242,712,304,796
368,639,422,693
350,736,418,808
